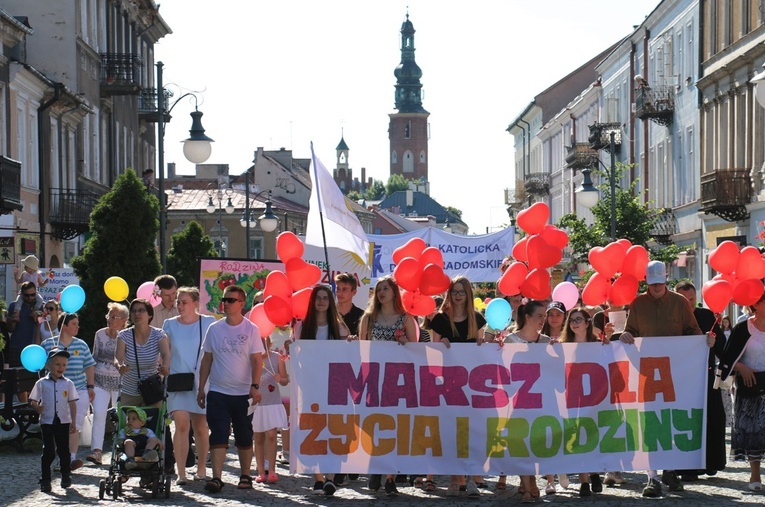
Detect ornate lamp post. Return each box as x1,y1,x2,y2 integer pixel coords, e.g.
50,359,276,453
206,182,234,256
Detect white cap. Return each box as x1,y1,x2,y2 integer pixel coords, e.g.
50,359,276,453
645,261,667,285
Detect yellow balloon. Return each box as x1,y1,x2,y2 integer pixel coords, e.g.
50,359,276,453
104,276,129,301
473,297,486,310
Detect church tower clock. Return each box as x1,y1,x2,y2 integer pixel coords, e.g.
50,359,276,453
389,14,429,185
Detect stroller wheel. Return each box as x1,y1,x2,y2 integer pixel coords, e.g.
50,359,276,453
152,479,160,498
164,475,172,498
99,479,105,500
112,480,121,499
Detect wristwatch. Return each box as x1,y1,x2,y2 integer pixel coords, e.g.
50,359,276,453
251,383,259,389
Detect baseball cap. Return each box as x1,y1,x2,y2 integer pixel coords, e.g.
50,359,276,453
646,261,667,285
47,347,70,360
546,301,566,314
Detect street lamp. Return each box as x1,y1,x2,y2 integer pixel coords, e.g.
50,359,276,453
238,170,278,259
206,182,234,256
156,61,214,272
576,130,618,241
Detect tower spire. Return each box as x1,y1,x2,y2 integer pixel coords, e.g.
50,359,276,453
394,13,427,113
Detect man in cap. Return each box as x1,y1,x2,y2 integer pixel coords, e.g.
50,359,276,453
619,261,710,497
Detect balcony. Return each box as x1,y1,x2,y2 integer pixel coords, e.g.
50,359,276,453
100,53,141,96
49,189,103,240
565,143,599,170
588,122,622,154
700,169,751,222
650,208,677,245
524,172,550,196
635,85,674,126
0,156,22,214
138,88,172,122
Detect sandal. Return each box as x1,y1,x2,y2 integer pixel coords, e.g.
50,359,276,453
267,474,279,483
424,480,437,492
413,477,424,488
204,477,224,493
255,475,268,483
521,491,535,503
545,483,556,495
237,474,253,489
530,482,541,498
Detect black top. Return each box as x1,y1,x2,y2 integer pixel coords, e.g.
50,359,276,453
693,307,726,369
430,311,486,343
340,304,365,336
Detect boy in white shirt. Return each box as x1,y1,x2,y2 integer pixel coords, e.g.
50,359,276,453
28,348,79,492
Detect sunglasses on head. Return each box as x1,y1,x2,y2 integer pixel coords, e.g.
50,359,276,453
221,297,243,304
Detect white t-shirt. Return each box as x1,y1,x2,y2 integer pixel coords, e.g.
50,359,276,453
202,318,264,396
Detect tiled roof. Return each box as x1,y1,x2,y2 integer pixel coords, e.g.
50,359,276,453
378,191,466,226
165,188,307,214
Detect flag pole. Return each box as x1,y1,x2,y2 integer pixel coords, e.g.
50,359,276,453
310,142,333,290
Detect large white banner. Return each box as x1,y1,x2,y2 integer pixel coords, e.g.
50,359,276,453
368,227,515,283
290,336,708,475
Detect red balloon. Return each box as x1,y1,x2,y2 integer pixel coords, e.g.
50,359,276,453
291,287,313,320
392,237,427,265
732,278,764,307
276,232,304,263
264,270,292,300
520,269,551,300
538,225,569,249
248,303,275,337
527,235,563,270
420,264,451,296
609,275,639,306
589,242,627,279
393,257,422,292
511,236,529,263
286,258,322,292
419,247,444,269
401,289,437,317
516,202,550,235
737,246,765,280
713,272,740,292
498,261,528,296
616,239,632,250
709,240,740,275
582,273,611,306
702,280,733,314
621,245,649,281
264,295,293,326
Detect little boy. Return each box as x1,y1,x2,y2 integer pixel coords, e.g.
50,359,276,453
12,255,46,317
118,408,162,470
28,348,78,492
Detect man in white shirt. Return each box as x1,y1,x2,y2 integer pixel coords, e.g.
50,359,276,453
152,274,179,329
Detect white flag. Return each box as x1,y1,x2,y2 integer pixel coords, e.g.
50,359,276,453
306,143,370,266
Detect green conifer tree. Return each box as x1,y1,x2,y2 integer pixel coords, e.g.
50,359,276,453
166,221,218,287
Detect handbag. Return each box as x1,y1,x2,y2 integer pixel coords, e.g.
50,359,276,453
133,330,165,405
735,371,765,398
166,318,203,393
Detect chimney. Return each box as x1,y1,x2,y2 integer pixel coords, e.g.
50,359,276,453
361,167,366,188
406,190,413,207
167,162,176,179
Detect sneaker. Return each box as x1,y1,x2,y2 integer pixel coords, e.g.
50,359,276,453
446,482,460,497
680,472,699,482
279,451,290,464
86,451,102,465
558,473,569,489
312,481,324,495
323,479,337,496
642,477,662,497
384,479,398,496
661,470,683,492
368,474,382,491
61,476,72,488
70,459,84,471
590,473,602,493
142,450,159,462
604,471,627,485
467,480,480,498
580,482,591,496
40,480,52,493
125,458,138,470
334,473,346,486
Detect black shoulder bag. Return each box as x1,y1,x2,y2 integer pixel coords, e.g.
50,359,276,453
134,329,165,405
166,319,202,392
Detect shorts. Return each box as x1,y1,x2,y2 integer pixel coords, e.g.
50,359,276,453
206,390,253,449
5,348,22,367
73,391,89,431
125,433,150,454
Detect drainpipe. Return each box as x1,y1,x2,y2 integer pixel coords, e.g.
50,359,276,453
507,120,527,199
643,29,650,199
630,42,637,181
518,118,531,204
37,83,64,268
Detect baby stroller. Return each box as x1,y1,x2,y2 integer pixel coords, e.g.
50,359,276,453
99,402,171,499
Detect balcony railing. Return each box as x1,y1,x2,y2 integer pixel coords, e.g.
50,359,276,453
49,189,102,240
0,156,22,214
138,88,172,122
524,172,550,196
650,208,677,245
635,85,674,126
565,143,599,170
100,53,141,95
588,122,622,154
700,168,751,222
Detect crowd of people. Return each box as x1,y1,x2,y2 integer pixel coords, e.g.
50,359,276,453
2,261,764,501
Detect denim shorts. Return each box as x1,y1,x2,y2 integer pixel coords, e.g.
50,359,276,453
206,390,253,449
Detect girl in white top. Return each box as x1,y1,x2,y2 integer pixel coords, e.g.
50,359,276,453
39,300,61,342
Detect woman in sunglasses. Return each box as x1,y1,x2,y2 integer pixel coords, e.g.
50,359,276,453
39,299,61,341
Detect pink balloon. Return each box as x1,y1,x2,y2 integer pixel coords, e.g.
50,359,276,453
248,304,275,337
137,281,160,306
552,282,579,311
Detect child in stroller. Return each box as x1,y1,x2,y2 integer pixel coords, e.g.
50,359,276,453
119,407,162,469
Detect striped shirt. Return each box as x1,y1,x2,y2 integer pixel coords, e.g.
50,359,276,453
118,327,166,397
41,337,96,391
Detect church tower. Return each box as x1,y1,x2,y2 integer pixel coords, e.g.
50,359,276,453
333,134,352,192
389,14,429,185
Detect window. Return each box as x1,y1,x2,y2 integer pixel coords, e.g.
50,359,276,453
405,121,411,139
403,150,414,173
248,237,263,259
391,151,397,164
419,150,426,163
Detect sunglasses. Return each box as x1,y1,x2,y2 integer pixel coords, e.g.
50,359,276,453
23,293,37,298
221,297,243,304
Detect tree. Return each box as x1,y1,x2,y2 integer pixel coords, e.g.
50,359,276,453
557,163,656,265
346,190,362,201
445,206,463,219
385,174,410,195
71,169,161,344
167,221,218,287
365,179,386,200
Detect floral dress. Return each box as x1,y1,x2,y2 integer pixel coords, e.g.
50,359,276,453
370,314,406,341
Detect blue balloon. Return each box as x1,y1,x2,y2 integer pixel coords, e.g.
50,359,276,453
60,284,86,313
485,298,512,331
21,344,47,372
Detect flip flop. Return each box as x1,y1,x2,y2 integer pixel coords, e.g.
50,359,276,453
748,482,763,491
